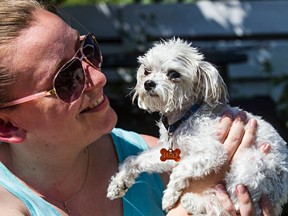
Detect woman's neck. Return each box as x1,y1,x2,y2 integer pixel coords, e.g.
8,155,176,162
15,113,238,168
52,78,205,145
9,143,90,203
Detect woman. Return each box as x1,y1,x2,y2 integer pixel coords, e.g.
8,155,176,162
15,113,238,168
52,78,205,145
0,0,274,215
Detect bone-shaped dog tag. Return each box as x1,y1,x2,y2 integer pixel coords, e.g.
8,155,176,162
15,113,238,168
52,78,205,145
160,148,181,162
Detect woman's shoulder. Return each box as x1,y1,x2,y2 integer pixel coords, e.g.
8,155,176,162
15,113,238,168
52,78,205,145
111,128,158,147
0,185,30,216
140,134,159,148
111,128,158,149
108,128,158,163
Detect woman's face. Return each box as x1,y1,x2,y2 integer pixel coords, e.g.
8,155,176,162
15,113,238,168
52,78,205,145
5,8,117,149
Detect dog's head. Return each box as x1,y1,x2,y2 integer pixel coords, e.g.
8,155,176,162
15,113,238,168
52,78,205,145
132,38,228,114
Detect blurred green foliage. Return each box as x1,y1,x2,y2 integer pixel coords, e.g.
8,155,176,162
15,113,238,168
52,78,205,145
261,60,288,130
39,0,64,6
40,0,197,6
273,75,288,128
62,0,132,5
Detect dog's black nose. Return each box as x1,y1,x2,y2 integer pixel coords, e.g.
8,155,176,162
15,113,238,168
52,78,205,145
144,80,156,91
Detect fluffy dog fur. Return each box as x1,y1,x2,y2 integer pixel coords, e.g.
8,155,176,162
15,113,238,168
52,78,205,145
107,38,288,215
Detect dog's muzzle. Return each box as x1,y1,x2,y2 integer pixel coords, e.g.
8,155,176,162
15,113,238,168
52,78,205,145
144,80,156,91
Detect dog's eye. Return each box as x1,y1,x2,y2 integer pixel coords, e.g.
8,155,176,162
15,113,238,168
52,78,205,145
144,70,151,76
167,70,181,79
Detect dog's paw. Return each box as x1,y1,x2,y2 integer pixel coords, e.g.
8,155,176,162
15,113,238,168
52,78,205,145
107,181,128,199
181,193,206,215
181,192,231,216
162,189,182,212
107,174,134,199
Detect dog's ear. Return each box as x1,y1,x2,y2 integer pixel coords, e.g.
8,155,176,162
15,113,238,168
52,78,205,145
131,64,151,111
197,61,228,107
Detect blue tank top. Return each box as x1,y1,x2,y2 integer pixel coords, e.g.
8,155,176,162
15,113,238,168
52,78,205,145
111,128,165,216
0,128,165,216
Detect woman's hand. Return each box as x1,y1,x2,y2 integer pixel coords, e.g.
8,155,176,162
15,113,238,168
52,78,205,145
180,112,254,194
214,184,275,216
215,112,275,216
216,111,257,161
168,112,275,215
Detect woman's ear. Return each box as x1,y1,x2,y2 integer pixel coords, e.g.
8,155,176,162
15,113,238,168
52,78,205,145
0,119,26,143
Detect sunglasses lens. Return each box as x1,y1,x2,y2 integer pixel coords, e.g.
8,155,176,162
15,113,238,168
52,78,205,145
82,34,102,68
52,34,100,104
54,60,85,103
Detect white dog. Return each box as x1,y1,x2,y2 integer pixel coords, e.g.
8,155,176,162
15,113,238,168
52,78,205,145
107,38,288,215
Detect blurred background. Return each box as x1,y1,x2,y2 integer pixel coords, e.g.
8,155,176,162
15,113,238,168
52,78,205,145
47,0,288,139
44,0,288,213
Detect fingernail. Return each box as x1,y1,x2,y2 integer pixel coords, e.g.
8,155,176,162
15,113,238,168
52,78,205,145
236,185,247,194
215,184,226,192
261,143,271,154
220,112,233,122
249,119,257,128
223,111,233,118
236,111,247,121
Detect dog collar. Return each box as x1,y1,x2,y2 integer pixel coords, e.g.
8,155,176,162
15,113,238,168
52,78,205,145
162,103,201,136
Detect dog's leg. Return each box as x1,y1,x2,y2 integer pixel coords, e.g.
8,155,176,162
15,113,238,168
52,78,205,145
107,147,175,199
162,144,228,214
181,190,231,216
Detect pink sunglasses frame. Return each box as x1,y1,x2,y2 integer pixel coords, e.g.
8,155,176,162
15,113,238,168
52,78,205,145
0,90,56,109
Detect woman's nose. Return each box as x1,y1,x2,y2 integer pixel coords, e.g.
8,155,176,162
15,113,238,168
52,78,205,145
82,61,106,90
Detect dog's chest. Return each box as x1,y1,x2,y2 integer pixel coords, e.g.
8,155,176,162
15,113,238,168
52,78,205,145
159,115,219,150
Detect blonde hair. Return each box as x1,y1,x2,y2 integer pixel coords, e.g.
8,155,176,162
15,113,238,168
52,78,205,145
0,0,45,108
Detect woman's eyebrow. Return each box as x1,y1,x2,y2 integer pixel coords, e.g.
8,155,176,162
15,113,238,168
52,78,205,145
74,31,80,51
47,31,81,80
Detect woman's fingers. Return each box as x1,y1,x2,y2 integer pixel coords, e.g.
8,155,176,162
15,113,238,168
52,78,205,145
222,111,246,160
218,111,258,162
233,119,258,160
215,184,274,216
259,195,275,216
216,112,274,216
236,185,255,216
215,184,237,216
216,112,233,143
215,184,256,216
237,119,257,149
261,143,271,155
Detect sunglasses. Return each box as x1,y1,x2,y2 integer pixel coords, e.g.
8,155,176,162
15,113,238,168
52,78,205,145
0,33,102,109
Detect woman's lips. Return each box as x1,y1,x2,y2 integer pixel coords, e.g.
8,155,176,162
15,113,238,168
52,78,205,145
81,95,108,113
